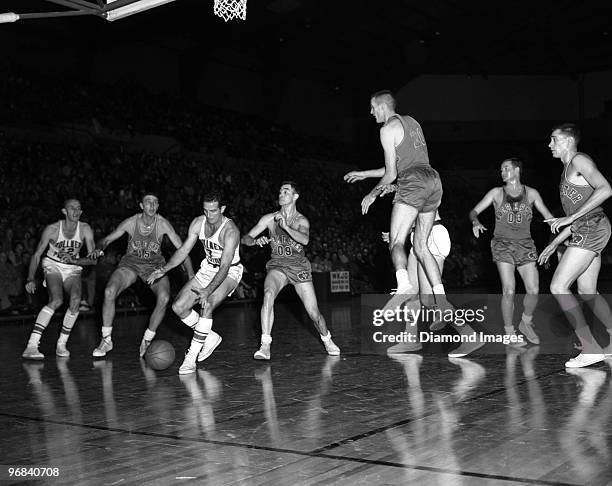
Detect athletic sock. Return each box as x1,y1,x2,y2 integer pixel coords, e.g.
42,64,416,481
28,306,55,347
181,310,199,329
57,310,79,345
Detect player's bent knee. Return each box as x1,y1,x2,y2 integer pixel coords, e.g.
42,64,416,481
156,292,170,307
171,300,186,316
550,282,567,294
104,285,119,301
501,287,515,296
49,298,63,309
389,241,407,256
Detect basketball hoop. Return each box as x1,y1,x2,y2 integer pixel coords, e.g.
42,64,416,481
214,0,247,21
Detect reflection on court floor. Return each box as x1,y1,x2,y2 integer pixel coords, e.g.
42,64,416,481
2,298,612,485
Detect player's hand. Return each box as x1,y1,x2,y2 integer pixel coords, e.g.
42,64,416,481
255,236,270,247
343,171,366,183
538,243,558,266
88,249,104,259
25,280,36,294
545,216,573,234
472,222,487,238
381,232,390,243
192,287,211,306
146,268,166,285
361,193,377,215
274,212,288,229
376,184,396,197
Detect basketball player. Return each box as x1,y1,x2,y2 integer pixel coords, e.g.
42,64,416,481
346,170,449,304
357,90,452,315
243,182,340,360
147,191,242,375
539,124,612,368
89,194,193,358
381,211,448,353
470,158,554,345
347,170,482,356
22,199,96,359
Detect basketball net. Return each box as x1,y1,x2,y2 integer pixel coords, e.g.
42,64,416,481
214,0,247,21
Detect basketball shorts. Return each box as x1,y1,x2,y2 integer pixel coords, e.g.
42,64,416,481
394,166,443,213
194,261,243,296
491,237,537,266
42,257,82,284
118,254,165,283
266,257,313,284
568,212,611,256
409,223,451,259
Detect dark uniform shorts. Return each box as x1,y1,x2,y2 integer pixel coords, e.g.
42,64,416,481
119,254,165,282
568,212,611,256
491,237,538,266
266,257,312,285
394,166,443,213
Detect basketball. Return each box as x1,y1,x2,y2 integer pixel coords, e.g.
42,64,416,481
145,340,175,370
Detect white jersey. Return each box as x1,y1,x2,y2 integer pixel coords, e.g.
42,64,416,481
46,221,83,263
199,216,240,267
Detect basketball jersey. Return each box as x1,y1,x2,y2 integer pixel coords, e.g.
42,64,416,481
560,154,603,220
199,216,240,266
493,187,533,239
46,221,83,263
125,215,165,264
269,215,307,262
389,114,430,174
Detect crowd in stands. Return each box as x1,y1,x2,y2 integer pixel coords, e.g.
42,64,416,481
0,66,524,314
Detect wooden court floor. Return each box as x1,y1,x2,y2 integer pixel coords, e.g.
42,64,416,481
1,298,612,485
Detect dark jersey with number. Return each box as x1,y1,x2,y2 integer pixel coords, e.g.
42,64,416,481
493,187,533,240
124,215,165,265
269,217,307,263
560,154,603,221
389,114,430,174
266,215,312,283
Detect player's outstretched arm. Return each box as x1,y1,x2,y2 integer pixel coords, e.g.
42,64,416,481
469,188,498,238
89,216,133,258
344,167,385,183
25,224,55,293
72,223,98,266
146,217,201,284
160,217,195,278
528,187,554,221
242,214,274,247
538,226,572,265
362,125,398,214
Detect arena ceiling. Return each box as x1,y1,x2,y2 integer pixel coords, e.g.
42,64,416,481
3,0,612,90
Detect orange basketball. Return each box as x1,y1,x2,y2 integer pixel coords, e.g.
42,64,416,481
145,340,175,370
